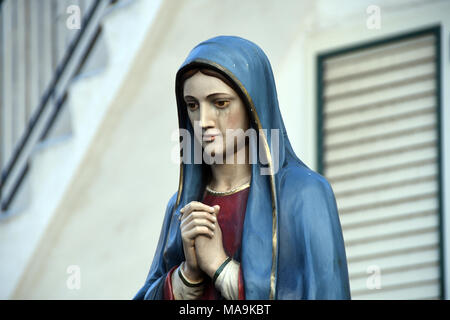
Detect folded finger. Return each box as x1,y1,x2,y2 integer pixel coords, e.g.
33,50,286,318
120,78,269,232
181,201,215,216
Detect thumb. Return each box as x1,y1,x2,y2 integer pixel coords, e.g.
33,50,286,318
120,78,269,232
213,205,220,215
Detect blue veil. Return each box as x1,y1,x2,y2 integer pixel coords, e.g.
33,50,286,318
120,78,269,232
134,36,350,300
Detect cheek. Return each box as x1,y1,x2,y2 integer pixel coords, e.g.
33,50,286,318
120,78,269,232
222,107,247,130
187,112,201,139
226,113,240,129
187,110,197,122
187,111,200,129
228,110,248,131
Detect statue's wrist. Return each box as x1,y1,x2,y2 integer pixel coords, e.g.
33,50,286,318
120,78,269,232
182,262,203,282
206,255,229,279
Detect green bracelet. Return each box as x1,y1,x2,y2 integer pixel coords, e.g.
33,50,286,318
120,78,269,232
213,257,232,284
178,265,204,287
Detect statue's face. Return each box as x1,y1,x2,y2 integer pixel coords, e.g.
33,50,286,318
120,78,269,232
183,71,250,160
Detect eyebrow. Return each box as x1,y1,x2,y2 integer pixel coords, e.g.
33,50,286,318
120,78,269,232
184,93,233,100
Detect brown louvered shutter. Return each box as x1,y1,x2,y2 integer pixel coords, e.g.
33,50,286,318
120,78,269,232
320,31,442,299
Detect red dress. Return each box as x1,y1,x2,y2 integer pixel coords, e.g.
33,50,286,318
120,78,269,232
163,186,250,300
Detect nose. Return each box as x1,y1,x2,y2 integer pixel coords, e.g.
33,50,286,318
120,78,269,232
199,102,215,129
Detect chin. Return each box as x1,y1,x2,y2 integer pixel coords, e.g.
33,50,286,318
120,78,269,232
202,143,225,163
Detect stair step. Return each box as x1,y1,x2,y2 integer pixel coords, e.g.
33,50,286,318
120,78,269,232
73,24,109,81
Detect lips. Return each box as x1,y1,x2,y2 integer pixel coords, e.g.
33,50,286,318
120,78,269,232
203,134,217,142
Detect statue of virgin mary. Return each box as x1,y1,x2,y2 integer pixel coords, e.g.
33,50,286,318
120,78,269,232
134,36,351,300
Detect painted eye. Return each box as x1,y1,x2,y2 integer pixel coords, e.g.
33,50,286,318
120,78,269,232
214,100,230,108
186,102,198,111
